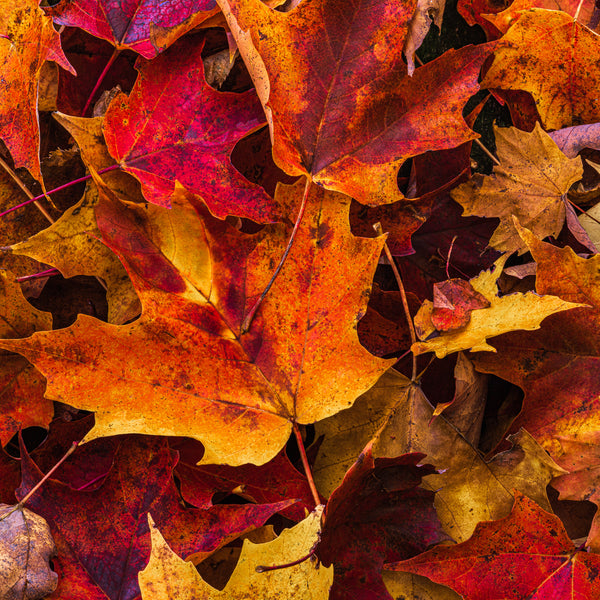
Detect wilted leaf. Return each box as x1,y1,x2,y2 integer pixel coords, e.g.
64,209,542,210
219,0,492,204
482,9,600,130
313,369,566,542
0,0,74,182
0,271,53,447
452,123,583,254
388,493,600,599
404,0,446,75
104,34,279,222
0,503,57,600
138,506,333,599
0,177,391,466
317,445,445,599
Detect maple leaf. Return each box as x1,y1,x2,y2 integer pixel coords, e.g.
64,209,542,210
425,278,490,332
17,436,291,600
472,224,600,551
388,493,600,599
53,111,145,204
481,9,600,130
451,123,584,254
317,445,445,600
0,177,391,466
0,271,53,447
411,253,583,358
138,506,333,599
173,440,316,521
103,33,280,222
313,369,566,542
219,0,493,205
0,503,58,600
46,0,220,58
0,0,74,182
9,184,141,325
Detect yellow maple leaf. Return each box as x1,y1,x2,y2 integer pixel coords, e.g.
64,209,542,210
411,253,584,358
139,508,332,599
451,123,583,254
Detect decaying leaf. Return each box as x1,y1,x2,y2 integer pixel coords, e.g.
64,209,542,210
411,253,583,358
482,9,600,130
138,507,333,599
0,0,74,182
313,368,566,542
0,271,53,446
452,123,583,254
0,177,391,466
0,503,58,600
404,0,446,75
388,493,600,599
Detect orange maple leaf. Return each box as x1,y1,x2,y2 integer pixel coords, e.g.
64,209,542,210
0,178,392,466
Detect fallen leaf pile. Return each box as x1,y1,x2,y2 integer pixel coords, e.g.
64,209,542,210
2,0,600,597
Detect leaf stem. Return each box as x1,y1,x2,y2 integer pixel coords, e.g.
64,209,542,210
76,471,109,491
474,138,500,166
0,163,121,218
0,156,54,224
0,441,79,522
569,198,600,227
292,422,321,508
241,176,311,333
374,223,418,381
256,548,316,572
82,47,121,116
16,268,60,282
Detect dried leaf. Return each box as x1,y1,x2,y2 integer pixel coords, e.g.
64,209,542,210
0,503,57,600
451,123,583,254
411,253,583,358
138,507,333,599
313,369,565,542
0,0,74,181
388,493,600,599
482,9,600,130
